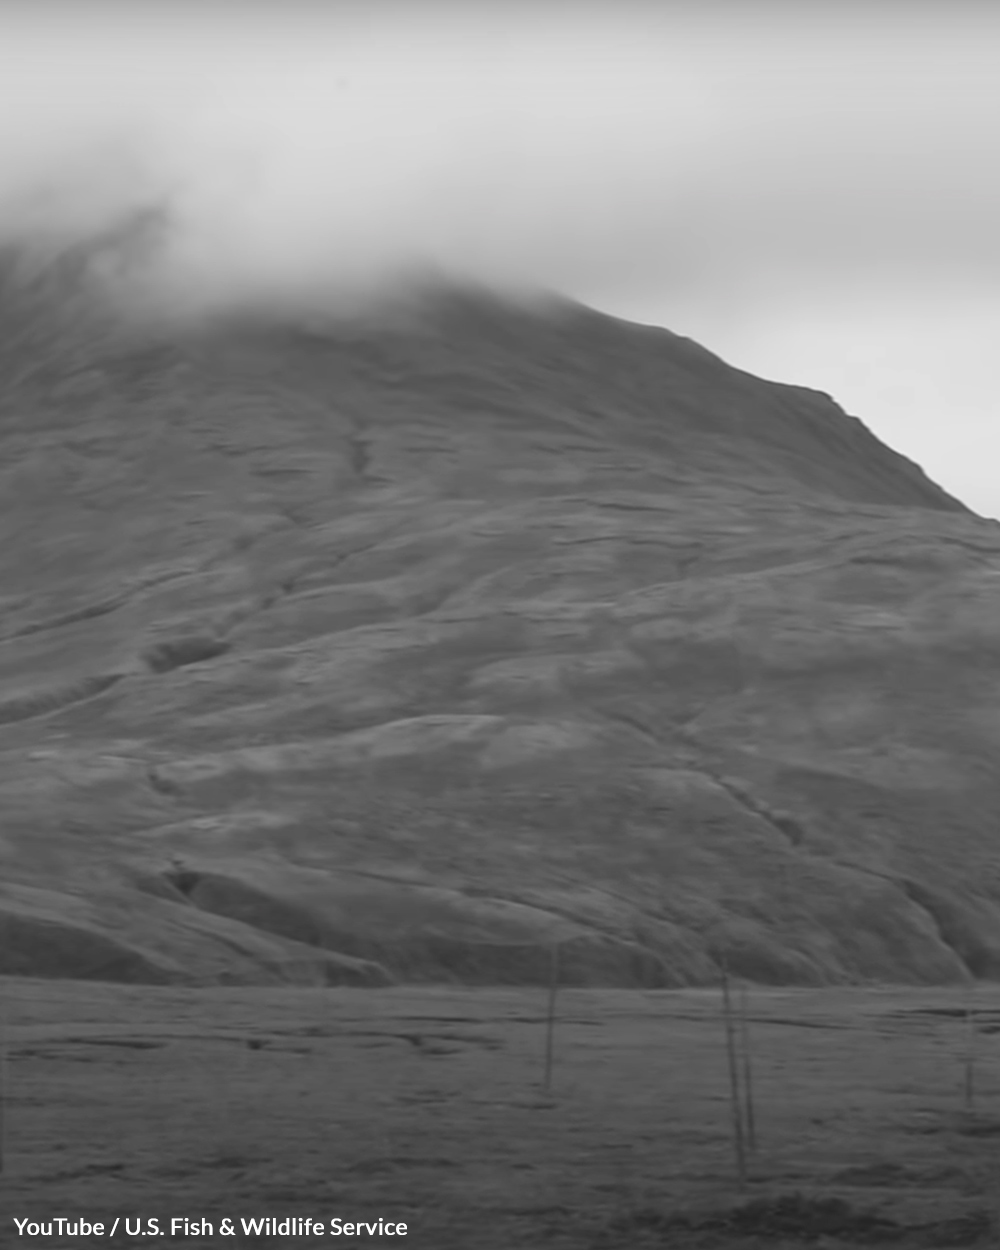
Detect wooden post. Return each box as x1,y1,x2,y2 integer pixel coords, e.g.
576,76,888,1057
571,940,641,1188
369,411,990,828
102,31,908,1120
738,982,757,1153
720,957,747,1186
543,942,560,1093
964,981,977,1114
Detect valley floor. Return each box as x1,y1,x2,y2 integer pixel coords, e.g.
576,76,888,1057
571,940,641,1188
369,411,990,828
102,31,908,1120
3,980,1000,1248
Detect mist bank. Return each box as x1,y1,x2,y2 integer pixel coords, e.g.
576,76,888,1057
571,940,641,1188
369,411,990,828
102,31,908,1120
1,1,996,326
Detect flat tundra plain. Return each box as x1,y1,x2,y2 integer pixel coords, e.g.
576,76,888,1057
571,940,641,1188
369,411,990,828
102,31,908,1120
5,980,1000,1248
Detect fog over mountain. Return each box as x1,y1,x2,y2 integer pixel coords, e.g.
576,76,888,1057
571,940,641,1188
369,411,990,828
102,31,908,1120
3,2,1000,989
2,2,996,512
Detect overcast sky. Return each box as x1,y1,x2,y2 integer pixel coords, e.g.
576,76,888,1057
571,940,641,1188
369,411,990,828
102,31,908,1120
1,1,997,515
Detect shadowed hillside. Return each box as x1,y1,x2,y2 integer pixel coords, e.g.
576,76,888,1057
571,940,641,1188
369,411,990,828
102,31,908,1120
2,237,999,988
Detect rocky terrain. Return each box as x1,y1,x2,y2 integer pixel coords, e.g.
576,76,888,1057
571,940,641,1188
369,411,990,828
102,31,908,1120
3,237,1000,988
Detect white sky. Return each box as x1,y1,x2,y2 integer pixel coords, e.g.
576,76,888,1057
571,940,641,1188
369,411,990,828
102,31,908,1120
1,1,997,515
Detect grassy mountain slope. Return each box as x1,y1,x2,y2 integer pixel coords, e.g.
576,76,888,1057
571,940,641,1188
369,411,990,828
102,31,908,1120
2,244,998,987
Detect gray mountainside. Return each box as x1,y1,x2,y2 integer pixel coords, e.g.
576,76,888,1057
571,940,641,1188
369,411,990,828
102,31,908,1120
2,239,1000,987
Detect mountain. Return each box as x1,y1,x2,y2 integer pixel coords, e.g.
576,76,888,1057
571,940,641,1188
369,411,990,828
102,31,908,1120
2,242,999,988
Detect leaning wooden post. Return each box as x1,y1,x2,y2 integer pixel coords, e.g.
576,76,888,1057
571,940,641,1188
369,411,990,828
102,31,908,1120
543,941,560,1092
720,956,747,1186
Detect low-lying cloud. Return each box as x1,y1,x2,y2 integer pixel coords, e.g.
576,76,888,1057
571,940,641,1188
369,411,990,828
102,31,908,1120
0,0,997,321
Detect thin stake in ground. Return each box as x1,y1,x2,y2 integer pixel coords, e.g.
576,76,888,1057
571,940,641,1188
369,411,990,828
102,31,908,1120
720,956,747,1186
964,980,977,1114
543,941,560,1092
738,981,757,1153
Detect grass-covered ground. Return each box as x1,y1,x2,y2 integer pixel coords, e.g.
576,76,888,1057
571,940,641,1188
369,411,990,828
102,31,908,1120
4,979,1000,1247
